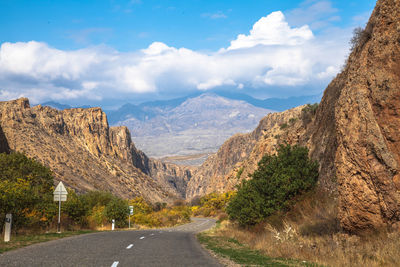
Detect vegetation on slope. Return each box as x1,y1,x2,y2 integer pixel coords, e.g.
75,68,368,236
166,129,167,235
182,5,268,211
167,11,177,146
0,152,191,235
227,144,319,226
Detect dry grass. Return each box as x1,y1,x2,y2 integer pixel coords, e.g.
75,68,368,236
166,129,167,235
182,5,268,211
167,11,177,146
217,191,400,267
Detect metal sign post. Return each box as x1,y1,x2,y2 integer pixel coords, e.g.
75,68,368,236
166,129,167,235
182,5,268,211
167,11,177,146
53,181,68,233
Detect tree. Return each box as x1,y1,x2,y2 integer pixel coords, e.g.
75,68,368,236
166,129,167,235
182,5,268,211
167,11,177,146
105,198,129,228
227,144,319,226
0,152,56,230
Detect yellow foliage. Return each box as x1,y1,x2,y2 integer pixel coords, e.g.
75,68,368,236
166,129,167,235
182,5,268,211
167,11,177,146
194,191,235,217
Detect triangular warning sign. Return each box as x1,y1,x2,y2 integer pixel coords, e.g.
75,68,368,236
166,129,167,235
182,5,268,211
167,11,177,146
53,181,68,195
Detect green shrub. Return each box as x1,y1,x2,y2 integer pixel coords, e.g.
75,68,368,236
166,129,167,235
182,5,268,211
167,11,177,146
227,144,319,227
279,123,288,130
0,152,56,230
236,167,244,179
104,198,129,228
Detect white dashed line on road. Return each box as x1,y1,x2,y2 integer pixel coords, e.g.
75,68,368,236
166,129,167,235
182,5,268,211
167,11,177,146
126,244,133,249
111,261,119,267
150,233,154,236
140,236,145,239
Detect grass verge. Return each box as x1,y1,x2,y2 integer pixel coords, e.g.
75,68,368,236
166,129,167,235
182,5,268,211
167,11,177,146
197,231,319,267
0,230,95,254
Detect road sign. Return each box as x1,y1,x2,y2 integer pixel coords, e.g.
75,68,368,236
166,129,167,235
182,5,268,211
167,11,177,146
129,206,133,215
53,181,68,233
53,181,68,202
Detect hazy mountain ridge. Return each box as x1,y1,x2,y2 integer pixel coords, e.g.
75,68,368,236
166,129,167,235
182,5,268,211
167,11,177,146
116,93,274,158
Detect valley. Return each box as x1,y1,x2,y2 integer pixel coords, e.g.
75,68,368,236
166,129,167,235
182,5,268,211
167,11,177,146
1,0,400,266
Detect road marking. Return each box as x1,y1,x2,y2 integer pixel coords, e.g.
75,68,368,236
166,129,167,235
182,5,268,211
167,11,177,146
111,261,119,267
126,244,133,249
140,236,145,239
150,233,154,236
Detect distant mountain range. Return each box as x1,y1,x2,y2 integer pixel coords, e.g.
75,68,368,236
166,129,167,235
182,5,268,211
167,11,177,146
105,92,321,125
40,92,321,162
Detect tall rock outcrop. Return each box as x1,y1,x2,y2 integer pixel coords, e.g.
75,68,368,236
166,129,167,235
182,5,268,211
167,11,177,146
188,0,400,232
0,98,192,203
312,0,400,231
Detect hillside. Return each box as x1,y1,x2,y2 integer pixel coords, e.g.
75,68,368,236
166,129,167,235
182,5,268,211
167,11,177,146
114,93,274,159
0,98,192,203
189,0,400,232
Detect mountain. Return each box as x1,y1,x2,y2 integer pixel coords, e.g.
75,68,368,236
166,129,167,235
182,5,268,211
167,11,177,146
41,101,72,110
0,98,193,202
214,91,321,111
188,0,400,232
105,92,320,124
114,93,274,159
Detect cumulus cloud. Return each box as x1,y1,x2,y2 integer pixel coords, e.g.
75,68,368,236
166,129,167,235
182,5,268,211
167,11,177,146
0,11,348,104
227,11,313,50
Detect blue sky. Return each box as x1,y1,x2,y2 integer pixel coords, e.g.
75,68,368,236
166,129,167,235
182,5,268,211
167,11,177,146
0,0,376,107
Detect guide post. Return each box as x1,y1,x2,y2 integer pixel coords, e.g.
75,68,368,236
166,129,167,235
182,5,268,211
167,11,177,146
129,206,133,229
4,213,12,242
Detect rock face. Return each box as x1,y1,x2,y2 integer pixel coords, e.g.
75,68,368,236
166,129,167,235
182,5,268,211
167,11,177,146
188,0,400,232
322,0,400,231
0,98,192,203
186,106,308,199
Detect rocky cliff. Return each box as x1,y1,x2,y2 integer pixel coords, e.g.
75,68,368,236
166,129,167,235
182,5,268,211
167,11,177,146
188,0,400,232
0,98,192,203
314,0,400,231
186,105,308,198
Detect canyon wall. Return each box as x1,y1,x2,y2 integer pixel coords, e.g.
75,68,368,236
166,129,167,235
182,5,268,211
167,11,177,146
0,98,192,203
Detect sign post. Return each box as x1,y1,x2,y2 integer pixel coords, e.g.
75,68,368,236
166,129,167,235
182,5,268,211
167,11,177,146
53,181,68,233
4,213,12,242
129,206,133,229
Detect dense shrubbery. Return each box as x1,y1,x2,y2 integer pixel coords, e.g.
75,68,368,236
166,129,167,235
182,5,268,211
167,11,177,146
0,152,57,231
191,192,235,218
227,144,319,227
130,197,191,227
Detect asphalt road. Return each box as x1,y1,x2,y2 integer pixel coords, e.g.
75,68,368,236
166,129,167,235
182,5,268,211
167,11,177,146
0,218,221,267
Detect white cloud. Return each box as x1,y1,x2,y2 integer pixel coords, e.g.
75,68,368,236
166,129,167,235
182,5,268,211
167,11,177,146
0,11,349,104
227,11,313,50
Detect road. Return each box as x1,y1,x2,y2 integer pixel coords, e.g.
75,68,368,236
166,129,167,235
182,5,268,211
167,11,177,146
0,218,221,267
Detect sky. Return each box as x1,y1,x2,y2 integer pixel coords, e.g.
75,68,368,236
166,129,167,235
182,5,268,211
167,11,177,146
0,0,376,108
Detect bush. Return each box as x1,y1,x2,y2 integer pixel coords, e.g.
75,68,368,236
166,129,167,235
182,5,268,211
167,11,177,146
279,123,288,130
104,198,129,228
227,144,319,227
62,190,89,226
349,26,372,52
193,192,235,217
0,152,56,231
301,103,319,124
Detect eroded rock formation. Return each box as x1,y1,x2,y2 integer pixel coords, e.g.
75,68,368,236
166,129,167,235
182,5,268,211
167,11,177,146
188,0,400,232
0,98,192,203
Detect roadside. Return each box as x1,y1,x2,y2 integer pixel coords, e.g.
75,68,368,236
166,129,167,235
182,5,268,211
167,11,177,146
197,222,319,267
0,230,95,254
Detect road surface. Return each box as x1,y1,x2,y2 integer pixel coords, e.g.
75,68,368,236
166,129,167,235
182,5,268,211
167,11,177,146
0,217,221,267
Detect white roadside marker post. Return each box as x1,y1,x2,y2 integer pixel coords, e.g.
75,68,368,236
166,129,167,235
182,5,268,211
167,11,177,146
129,206,133,229
53,181,68,233
112,219,115,231
4,213,12,242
